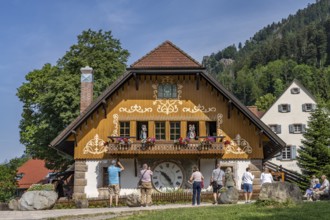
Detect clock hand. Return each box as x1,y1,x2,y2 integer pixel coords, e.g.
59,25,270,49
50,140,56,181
160,171,173,186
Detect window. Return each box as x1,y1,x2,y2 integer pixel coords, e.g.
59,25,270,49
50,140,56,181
206,121,217,136
103,167,109,187
291,87,300,94
137,121,148,140
289,124,306,134
269,124,281,134
120,122,130,137
277,145,296,160
302,103,316,112
170,122,180,140
278,104,291,113
158,83,177,99
187,122,199,140
155,122,166,140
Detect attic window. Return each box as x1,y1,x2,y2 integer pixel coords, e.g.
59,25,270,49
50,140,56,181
15,173,24,180
158,83,177,99
291,87,300,94
302,103,316,112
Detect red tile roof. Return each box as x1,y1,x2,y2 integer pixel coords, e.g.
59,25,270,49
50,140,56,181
247,106,265,118
130,41,202,69
17,159,55,189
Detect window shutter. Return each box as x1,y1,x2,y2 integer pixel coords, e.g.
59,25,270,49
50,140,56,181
311,104,317,111
302,124,307,133
287,104,291,112
277,125,281,134
291,145,297,159
276,152,282,160
289,125,294,133
278,105,283,112
302,104,306,112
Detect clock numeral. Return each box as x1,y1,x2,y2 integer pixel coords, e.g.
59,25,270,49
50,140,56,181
153,176,158,179
154,181,159,186
176,181,181,186
177,176,182,179
176,170,180,173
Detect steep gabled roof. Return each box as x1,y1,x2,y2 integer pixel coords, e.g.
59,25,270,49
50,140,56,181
130,41,203,69
17,159,54,189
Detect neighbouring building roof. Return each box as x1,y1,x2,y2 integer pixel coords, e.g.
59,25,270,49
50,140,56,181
247,106,265,118
16,159,54,189
50,40,286,159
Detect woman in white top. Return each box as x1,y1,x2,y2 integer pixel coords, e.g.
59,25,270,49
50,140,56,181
189,166,204,206
260,168,273,185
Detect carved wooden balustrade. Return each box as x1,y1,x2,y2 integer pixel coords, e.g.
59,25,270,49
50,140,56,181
105,141,224,155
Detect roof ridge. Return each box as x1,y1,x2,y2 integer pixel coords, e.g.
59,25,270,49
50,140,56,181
130,40,202,68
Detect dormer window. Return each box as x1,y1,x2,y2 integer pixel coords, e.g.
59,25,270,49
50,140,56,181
302,103,316,112
278,104,291,113
291,87,300,94
158,83,177,99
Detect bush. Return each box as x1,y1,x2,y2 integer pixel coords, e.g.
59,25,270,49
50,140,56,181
27,184,54,191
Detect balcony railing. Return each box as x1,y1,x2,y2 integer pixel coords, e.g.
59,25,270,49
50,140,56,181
104,141,224,155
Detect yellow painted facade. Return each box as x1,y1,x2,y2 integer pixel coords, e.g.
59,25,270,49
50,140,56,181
73,75,266,160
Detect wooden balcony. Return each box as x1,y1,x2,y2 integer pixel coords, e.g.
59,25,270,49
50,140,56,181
105,141,224,157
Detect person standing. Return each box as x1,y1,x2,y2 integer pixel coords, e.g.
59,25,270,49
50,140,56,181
189,166,204,206
223,167,236,188
260,168,273,185
140,163,153,207
242,167,255,203
210,163,225,204
108,159,124,207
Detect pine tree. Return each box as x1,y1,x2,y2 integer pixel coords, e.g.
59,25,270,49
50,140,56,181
297,101,330,178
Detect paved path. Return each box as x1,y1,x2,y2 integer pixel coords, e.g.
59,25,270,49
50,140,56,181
0,202,248,220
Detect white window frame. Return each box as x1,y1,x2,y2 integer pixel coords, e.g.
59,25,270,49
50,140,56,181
290,87,300,94
269,124,281,134
278,104,291,113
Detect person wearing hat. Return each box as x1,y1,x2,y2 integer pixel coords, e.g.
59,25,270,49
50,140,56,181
108,159,124,207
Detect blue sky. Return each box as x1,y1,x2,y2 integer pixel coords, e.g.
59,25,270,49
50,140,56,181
0,0,314,163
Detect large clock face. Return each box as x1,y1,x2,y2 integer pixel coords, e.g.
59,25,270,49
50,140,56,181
152,161,184,192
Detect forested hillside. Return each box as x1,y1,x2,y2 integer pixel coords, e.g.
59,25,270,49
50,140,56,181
203,0,330,109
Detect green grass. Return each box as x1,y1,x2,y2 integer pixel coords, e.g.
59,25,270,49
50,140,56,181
114,201,330,220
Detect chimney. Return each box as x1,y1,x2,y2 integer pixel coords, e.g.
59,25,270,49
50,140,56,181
80,66,93,113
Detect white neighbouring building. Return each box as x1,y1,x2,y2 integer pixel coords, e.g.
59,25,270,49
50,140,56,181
261,79,317,173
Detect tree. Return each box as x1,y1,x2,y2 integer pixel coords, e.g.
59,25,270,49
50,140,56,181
0,156,28,202
17,29,129,170
297,101,330,178
255,93,276,111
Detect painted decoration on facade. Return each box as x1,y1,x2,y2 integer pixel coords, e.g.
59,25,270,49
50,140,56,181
182,104,216,113
224,134,252,155
119,104,152,113
83,134,108,154
152,76,183,115
111,114,119,136
217,113,224,136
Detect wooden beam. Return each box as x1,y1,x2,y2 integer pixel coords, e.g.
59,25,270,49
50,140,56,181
133,72,139,90
227,100,232,119
196,72,200,90
102,99,107,118
71,130,77,147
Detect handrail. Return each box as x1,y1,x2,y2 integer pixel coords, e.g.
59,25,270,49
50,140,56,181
263,161,307,183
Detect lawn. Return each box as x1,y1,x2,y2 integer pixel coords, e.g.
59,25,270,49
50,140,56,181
114,201,330,220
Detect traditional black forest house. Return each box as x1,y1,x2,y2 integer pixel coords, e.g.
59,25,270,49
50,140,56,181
50,41,286,199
